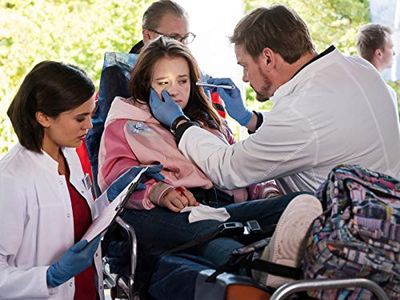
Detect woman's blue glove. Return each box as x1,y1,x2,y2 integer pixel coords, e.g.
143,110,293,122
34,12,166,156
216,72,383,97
106,164,164,201
149,89,186,128
207,78,253,126
46,237,101,288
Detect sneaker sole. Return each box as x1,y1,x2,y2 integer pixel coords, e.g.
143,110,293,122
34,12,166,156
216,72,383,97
262,194,322,288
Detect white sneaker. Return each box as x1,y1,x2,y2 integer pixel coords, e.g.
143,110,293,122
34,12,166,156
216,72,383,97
258,194,323,288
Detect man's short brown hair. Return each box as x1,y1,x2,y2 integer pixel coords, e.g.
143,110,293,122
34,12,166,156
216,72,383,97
230,5,314,63
356,23,393,62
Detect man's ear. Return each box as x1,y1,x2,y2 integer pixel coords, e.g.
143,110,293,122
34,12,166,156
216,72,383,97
375,48,383,59
142,29,152,44
261,47,276,71
35,111,51,128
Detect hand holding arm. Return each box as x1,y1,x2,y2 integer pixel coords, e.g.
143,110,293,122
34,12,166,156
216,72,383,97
207,78,253,127
46,237,101,288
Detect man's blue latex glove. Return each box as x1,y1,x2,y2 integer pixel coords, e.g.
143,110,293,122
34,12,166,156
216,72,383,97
149,89,186,128
200,74,212,99
207,78,253,126
106,164,164,201
47,237,101,288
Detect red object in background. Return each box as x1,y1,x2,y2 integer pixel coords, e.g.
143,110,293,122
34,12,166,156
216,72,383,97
76,140,93,181
211,92,226,119
76,93,98,182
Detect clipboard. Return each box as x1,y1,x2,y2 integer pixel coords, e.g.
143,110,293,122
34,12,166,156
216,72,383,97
81,167,148,242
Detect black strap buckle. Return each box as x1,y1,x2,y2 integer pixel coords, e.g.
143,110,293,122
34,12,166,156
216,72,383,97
217,222,244,236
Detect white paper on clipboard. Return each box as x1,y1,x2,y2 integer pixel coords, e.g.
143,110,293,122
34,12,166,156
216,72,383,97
82,167,148,242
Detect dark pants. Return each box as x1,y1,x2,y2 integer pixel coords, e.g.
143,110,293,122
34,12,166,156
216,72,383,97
122,192,304,267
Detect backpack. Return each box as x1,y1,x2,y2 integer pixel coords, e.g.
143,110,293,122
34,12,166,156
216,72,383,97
302,164,400,299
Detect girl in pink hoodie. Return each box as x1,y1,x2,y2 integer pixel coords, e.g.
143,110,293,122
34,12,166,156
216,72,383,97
98,46,279,211
98,37,298,268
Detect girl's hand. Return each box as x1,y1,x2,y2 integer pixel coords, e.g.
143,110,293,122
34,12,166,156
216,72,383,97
159,186,199,212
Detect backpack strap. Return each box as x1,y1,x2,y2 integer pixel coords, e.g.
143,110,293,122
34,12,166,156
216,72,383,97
206,238,302,282
247,259,302,279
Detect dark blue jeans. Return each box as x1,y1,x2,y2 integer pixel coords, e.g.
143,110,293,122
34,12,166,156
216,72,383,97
122,192,304,267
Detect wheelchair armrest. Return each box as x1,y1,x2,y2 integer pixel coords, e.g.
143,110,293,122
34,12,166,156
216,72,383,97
115,215,138,275
270,278,389,300
115,216,137,299
102,216,137,299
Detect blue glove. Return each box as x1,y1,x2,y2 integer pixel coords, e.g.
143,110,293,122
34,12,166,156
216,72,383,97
106,164,164,201
149,89,186,128
199,74,212,99
47,237,101,288
207,78,253,126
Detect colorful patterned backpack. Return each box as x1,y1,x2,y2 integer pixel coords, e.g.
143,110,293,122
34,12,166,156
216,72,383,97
302,165,400,299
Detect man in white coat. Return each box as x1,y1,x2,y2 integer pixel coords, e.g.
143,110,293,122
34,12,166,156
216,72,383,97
149,5,400,194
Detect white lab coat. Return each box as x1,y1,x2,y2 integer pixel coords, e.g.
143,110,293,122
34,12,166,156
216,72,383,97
179,47,400,193
0,144,106,299
386,83,399,121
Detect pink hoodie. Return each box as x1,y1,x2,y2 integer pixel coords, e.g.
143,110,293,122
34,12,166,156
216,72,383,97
98,97,248,210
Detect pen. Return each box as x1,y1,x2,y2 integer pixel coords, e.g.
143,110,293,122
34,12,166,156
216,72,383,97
196,82,234,90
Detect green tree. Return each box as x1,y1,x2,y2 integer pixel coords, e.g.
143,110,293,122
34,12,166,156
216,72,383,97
0,0,152,154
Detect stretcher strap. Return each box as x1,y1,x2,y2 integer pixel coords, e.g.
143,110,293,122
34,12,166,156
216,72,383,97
207,239,302,282
248,259,302,279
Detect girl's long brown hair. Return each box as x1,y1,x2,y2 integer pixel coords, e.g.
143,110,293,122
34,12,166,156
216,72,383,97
129,36,222,130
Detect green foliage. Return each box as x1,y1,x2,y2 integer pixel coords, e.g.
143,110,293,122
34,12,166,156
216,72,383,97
0,0,152,154
387,81,400,117
246,84,273,112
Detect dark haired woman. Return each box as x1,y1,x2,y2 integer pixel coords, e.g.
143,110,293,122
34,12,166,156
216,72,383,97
0,61,164,299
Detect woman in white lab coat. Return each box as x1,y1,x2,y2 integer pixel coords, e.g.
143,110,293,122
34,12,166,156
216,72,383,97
0,61,105,299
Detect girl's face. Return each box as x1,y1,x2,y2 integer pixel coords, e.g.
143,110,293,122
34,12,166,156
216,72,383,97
151,56,191,109
39,94,96,150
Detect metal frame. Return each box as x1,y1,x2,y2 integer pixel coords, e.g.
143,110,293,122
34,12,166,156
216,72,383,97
103,216,138,299
270,278,389,300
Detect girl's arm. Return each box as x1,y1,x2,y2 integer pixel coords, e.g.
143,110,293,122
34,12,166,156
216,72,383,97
98,119,173,210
